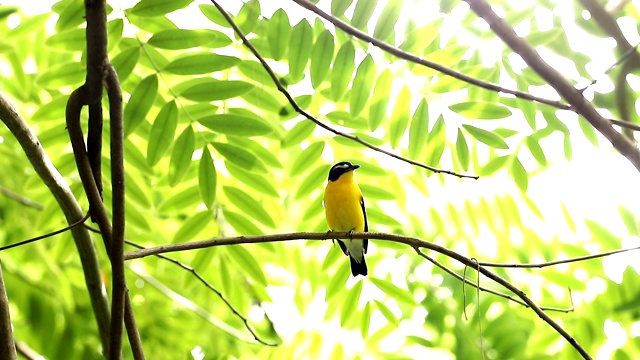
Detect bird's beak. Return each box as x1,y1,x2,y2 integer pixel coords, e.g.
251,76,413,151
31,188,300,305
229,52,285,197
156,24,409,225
350,164,360,171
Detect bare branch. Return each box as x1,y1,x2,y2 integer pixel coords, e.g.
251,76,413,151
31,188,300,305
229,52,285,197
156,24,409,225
0,212,90,252
465,0,640,176
479,245,640,268
209,0,477,179
124,231,593,358
0,260,17,360
0,185,43,210
0,90,112,352
291,0,571,111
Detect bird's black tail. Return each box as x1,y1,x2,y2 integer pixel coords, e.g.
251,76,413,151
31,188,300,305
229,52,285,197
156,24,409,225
349,256,368,277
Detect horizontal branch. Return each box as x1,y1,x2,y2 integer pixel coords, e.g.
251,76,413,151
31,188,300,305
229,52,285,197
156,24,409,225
124,231,597,358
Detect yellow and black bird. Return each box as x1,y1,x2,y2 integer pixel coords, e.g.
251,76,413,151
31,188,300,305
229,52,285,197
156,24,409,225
324,161,368,277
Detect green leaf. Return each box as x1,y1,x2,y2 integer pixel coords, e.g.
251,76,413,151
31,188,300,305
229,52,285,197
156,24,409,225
561,202,576,233
456,128,470,171
375,300,399,326
585,219,620,247
370,278,415,305
230,137,283,168
425,116,446,168
269,8,291,61
226,163,280,198
169,126,195,187
199,146,217,209
407,99,429,158
281,121,316,148
310,30,334,88
238,60,277,88
330,42,355,101
295,165,326,200
290,142,325,176
449,101,513,120
199,4,229,27
510,158,528,192
158,186,200,214
389,85,411,149
36,62,84,89
479,155,510,176
525,135,547,166
55,1,84,31
198,114,273,137
373,1,402,42
361,302,372,338
148,29,231,49
124,173,151,208
124,75,158,136
180,79,253,102
288,20,313,81
578,118,599,146
111,47,140,81
163,53,241,75
223,209,263,235
212,142,267,173
351,0,377,30
325,260,350,300
129,0,193,17
226,245,267,285
340,281,363,327
462,124,509,149
172,211,212,243
618,206,638,235
147,101,179,166
359,184,395,200
235,0,261,35
331,0,354,15
45,27,85,51
241,87,283,113
350,55,375,116
563,133,572,161
369,69,393,131
223,186,276,227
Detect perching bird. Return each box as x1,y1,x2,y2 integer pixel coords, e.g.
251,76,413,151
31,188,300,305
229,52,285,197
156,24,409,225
323,161,368,277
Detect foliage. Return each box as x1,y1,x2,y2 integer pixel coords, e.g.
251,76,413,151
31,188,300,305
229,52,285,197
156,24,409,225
0,0,639,359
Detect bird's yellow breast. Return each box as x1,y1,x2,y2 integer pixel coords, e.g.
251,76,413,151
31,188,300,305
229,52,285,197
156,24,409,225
324,172,365,233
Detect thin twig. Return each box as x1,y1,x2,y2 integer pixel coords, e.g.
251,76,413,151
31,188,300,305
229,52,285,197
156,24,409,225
209,0,477,179
14,341,43,360
0,212,91,252
124,238,277,346
0,186,43,210
479,245,640,268
413,248,573,312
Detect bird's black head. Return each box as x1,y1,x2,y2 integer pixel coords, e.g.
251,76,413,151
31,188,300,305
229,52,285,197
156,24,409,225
328,161,360,181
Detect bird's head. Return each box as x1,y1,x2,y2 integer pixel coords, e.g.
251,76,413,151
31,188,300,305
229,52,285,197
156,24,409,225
328,161,360,181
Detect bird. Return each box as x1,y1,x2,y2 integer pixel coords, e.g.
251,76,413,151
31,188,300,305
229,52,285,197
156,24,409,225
323,161,368,277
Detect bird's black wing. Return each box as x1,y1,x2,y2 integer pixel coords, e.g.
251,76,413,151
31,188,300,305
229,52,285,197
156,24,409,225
360,196,368,254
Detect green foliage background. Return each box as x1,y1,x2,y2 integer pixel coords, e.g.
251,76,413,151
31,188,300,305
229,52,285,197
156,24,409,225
0,0,639,358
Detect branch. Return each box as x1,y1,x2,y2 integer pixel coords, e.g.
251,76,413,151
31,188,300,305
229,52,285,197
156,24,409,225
465,0,640,176
290,0,571,111
413,248,573,312
0,185,43,210
14,341,43,360
124,231,590,358
0,212,90,252
210,0,476,179
0,90,112,352
479,245,640,268
123,238,277,346
0,260,17,360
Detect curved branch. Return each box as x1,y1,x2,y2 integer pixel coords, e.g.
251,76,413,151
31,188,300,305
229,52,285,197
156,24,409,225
290,0,571,111
0,90,111,351
465,0,640,175
124,231,592,359
209,0,476,179
0,260,17,360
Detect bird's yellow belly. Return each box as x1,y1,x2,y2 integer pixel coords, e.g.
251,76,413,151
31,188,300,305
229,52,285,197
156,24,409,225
324,183,365,232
